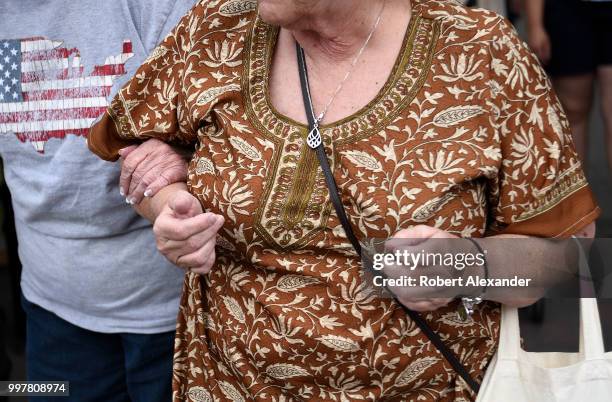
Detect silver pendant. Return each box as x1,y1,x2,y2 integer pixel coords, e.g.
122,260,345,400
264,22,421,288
457,297,483,322
307,126,322,149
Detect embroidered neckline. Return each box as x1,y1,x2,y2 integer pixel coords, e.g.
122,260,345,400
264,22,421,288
243,7,440,251
244,11,439,144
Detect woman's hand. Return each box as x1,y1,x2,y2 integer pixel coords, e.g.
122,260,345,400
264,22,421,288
118,138,190,205
528,25,551,64
384,225,458,312
153,190,225,275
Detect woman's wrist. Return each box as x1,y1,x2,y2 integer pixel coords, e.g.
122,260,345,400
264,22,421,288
134,182,188,223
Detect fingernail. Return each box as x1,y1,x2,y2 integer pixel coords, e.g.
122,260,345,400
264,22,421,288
119,188,125,197
144,189,153,197
126,197,135,205
207,214,217,224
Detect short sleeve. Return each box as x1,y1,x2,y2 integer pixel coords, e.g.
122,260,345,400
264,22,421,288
88,3,203,161
485,18,600,237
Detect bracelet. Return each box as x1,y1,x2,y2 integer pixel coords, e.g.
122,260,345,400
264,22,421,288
458,238,489,321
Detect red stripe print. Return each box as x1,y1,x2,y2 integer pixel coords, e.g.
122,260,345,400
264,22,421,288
20,66,85,83
91,64,127,77
15,127,90,142
22,47,79,62
0,106,107,124
22,86,112,102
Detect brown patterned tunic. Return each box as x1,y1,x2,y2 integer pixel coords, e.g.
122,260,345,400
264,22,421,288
88,0,600,400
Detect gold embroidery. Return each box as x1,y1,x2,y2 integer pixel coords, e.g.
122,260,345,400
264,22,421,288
515,167,588,222
244,14,440,250
281,141,320,228
108,94,136,139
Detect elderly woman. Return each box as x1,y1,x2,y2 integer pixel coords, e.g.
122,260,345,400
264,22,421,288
89,0,599,400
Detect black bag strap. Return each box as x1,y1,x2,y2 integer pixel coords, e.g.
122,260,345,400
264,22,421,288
295,43,480,394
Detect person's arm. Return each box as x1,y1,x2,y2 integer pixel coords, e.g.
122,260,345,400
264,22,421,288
134,182,225,274
133,182,187,223
525,0,551,63
383,16,599,312
118,139,191,205
384,222,595,312
479,221,596,307
525,0,545,30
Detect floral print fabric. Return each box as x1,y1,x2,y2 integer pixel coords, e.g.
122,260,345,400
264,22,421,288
89,0,600,400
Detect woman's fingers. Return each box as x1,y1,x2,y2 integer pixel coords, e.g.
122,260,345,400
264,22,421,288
127,169,160,204
139,160,188,200
142,174,170,199
160,216,224,258
176,240,216,269
179,215,223,245
399,298,452,312
189,251,217,275
167,191,204,219
119,139,190,203
155,212,223,242
127,156,188,202
118,145,137,160
151,189,224,273
155,212,225,267
401,302,434,312
119,145,150,198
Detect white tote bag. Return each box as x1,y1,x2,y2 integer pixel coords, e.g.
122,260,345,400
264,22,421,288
476,298,612,402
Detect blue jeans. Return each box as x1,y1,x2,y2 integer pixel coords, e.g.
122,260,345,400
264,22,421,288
21,295,174,402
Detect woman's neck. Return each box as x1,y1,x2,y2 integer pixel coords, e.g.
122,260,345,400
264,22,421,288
289,0,390,64
268,0,413,125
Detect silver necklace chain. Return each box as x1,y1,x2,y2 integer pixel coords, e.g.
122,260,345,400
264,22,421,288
313,0,386,125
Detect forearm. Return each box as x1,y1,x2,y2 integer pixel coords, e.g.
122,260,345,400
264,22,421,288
477,223,595,307
134,182,188,223
479,234,549,307
525,0,545,31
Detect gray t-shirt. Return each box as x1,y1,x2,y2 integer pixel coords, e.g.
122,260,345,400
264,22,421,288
0,0,195,333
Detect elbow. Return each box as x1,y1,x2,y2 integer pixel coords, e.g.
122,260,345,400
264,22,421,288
88,112,137,162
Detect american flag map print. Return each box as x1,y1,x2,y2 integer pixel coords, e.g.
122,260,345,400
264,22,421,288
0,38,133,153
